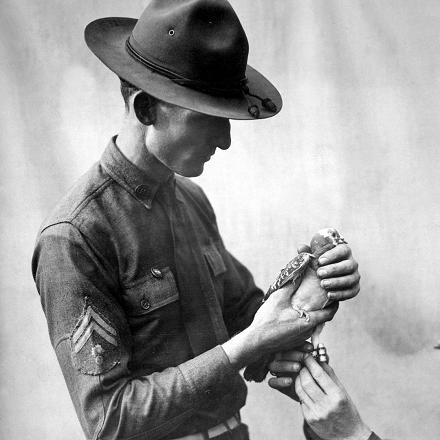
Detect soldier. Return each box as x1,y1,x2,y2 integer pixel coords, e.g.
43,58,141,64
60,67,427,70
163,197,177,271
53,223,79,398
32,1,360,439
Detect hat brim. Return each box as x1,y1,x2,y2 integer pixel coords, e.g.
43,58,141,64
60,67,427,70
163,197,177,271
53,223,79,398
85,17,282,120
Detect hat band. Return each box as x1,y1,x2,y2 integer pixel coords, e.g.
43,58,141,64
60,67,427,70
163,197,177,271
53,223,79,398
126,38,246,97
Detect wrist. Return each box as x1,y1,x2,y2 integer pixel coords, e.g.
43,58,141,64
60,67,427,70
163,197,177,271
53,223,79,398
346,423,372,440
222,327,260,370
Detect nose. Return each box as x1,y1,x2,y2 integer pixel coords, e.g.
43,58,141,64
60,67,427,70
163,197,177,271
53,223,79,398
216,118,231,150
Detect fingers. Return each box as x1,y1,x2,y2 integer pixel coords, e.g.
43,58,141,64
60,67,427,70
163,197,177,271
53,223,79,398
316,250,360,301
269,340,315,376
297,243,312,254
303,355,339,395
308,302,339,325
319,362,346,391
269,359,302,375
270,342,314,373
317,259,359,279
320,273,360,291
327,285,361,301
299,365,325,402
318,244,351,265
269,376,301,402
268,375,294,388
273,342,314,360
295,375,313,408
298,341,314,353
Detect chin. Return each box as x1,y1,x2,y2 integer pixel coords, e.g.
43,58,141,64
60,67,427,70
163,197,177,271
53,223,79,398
176,164,205,178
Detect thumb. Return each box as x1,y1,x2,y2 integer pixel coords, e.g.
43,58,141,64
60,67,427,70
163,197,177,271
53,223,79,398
263,283,295,306
273,283,296,301
308,302,339,326
320,362,346,391
297,243,312,254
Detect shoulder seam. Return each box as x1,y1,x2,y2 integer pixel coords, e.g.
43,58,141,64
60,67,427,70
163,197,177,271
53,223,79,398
40,177,114,232
38,220,119,286
70,177,113,222
40,220,74,236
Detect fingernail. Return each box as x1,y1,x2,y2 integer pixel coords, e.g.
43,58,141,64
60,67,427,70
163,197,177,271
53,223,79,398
327,292,334,300
321,280,330,288
284,377,293,385
319,257,328,265
317,269,326,277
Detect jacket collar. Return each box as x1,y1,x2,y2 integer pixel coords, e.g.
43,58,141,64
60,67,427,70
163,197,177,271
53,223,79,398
101,136,174,209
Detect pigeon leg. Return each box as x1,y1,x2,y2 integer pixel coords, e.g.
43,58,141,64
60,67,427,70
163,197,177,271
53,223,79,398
311,322,324,350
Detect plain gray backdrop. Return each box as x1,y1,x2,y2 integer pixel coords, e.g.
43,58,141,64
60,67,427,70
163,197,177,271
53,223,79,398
1,1,439,439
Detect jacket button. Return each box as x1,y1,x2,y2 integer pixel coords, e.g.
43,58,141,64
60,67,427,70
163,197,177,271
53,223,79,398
150,267,163,279
135,184,148,196
140,298,151,310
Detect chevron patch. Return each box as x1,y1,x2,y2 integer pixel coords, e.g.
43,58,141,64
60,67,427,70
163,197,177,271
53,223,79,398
71,302,121,375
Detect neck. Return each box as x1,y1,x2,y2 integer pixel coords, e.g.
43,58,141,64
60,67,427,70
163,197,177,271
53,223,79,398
116,115,172,181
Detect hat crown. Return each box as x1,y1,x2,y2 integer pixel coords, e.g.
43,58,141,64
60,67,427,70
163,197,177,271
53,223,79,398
130,0,249,89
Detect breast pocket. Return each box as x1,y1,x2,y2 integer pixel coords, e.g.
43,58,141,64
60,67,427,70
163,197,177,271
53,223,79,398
121,267,185,372
122,266,179,317
203,242,227,277
203,242,227,305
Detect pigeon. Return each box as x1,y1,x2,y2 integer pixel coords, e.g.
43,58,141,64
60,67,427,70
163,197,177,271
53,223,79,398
243,228,346,382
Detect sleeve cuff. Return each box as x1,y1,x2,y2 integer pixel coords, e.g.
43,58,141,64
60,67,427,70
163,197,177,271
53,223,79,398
304,421,382,440
303,421,323,440
178,345,239,407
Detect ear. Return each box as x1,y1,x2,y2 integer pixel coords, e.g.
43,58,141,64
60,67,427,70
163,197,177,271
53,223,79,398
133,92,156,125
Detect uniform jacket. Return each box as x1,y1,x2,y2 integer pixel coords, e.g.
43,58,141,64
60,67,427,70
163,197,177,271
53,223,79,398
32,138,263,440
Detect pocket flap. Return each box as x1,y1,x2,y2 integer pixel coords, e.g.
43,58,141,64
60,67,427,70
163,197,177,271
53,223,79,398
203,243,227,277
122,267,179,316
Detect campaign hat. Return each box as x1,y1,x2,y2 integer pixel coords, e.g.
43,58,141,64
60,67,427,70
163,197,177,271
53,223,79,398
85,0,282,119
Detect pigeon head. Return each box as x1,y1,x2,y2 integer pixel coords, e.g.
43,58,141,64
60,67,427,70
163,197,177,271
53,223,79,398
310,228,346,257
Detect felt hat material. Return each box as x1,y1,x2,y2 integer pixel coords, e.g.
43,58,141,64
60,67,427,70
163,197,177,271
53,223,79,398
85,0,282,119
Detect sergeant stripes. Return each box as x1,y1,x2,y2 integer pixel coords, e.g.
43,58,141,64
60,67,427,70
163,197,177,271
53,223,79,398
72,306,117,353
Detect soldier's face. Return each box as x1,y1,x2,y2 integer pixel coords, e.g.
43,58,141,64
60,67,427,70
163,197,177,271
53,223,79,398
145,102,231,177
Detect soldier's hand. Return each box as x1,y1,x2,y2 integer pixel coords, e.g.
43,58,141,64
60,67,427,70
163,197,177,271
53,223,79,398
297,243,360,302
249,285,338,355
267,344,313,401
295,355,371,440
222,286,338,370
316,244,360,302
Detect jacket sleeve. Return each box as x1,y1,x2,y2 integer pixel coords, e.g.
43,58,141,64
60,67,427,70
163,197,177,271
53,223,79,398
32,222,243,440
303,422,384,440
220,248,264,337
190,184,264,337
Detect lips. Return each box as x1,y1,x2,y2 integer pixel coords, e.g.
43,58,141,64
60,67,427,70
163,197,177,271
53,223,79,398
199,148,216,161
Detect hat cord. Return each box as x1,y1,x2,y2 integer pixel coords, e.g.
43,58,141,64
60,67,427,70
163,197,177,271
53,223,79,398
241,82,277,118
126,38,277,118
126,38,243,96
